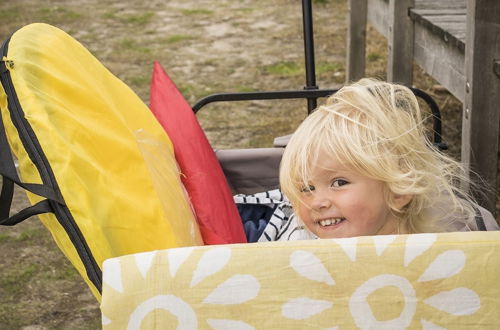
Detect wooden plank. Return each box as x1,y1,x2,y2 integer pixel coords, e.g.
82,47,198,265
410,11,466,51
367,0,390,38
387,0,414,85
413,20,465,101
412,9,466,15
462,0,500,215
415,0,466,10
346,0,368,82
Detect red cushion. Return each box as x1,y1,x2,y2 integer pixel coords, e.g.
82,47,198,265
149,61,247,245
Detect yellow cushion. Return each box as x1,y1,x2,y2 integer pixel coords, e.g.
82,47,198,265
101,231,500,329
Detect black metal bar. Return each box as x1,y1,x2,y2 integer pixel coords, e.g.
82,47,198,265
302,0,318,113
410,87,448,150
192,89,337,113
191,87,447,150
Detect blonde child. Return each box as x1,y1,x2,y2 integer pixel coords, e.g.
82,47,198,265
269,78,498,240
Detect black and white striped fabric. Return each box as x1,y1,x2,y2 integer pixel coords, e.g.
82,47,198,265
233,189,317,242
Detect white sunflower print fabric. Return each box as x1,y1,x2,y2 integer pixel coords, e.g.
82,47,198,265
101,231,500,329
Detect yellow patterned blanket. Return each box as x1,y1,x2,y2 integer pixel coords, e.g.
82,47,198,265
101,231,500,329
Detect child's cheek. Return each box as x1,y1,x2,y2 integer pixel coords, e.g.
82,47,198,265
297,204,313,225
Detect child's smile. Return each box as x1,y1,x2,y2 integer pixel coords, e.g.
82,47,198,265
317,217,345,227
296,152,408,239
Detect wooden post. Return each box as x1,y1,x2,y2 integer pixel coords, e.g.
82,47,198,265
387,0,415,85
346,0,368,82
463,0,500,215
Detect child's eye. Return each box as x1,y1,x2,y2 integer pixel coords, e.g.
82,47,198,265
300,185,315,193
331,179,348,187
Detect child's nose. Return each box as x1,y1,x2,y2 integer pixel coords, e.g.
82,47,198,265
311,192,332,210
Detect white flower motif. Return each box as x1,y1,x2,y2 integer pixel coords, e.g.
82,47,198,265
203,274,260,304
349,274,417,329
168,246,194,277
420,319,446,329
103,258,123,293
404,233,437,266
424,288,480,315
127,295,197,330
282,297,333,320
418,250,465,282
101,313,112,326
105,246,260,328
285,234,481,328
134,251,157,279
290,250,335,285
372,235,397,256
191,246,231,287
334,237,357,261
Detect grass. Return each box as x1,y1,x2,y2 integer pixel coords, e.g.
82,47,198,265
236,86,259,93
128,74,151,88
123,12,155,25
102,10,155,25
117,38,152,54
16,227,44,242
263,61,303,75
1,263,39,295
0,7,21,19
166,34,195,43
179,9,214,16
0,232,11,242
368,51,383,62
38,6,83,21
317,61,343,74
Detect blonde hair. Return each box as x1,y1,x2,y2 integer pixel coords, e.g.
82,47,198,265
280,78,477,233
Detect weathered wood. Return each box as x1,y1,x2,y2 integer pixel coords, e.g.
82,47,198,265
387,0,415,85
462,0,500,215
366,0,390,38
347,0,499,214
411,7,467,51
346,0,368,82
413,21,465,101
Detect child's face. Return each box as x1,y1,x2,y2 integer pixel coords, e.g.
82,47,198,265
296,153,400,239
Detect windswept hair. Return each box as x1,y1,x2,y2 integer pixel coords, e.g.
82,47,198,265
280,78,477,233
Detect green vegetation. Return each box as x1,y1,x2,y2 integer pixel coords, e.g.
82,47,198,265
0,7,21,20
39,6,82,22
128,74,151,87
102,10,118,19
179,9,214,16
124,12,155,25
16,227,43,242
117,38,151,53
166,34,195,43
368,51,383,62
263,61,302,75
0,232,11,242
236,86,259,93
317,61,343,74
102,10,154,25
177,83,195,97
1,263,39,295
51,264,80,281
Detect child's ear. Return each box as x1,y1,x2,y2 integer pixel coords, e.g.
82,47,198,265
393,194,412,210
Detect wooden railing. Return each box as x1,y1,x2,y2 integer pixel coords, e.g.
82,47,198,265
346,0,500,216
